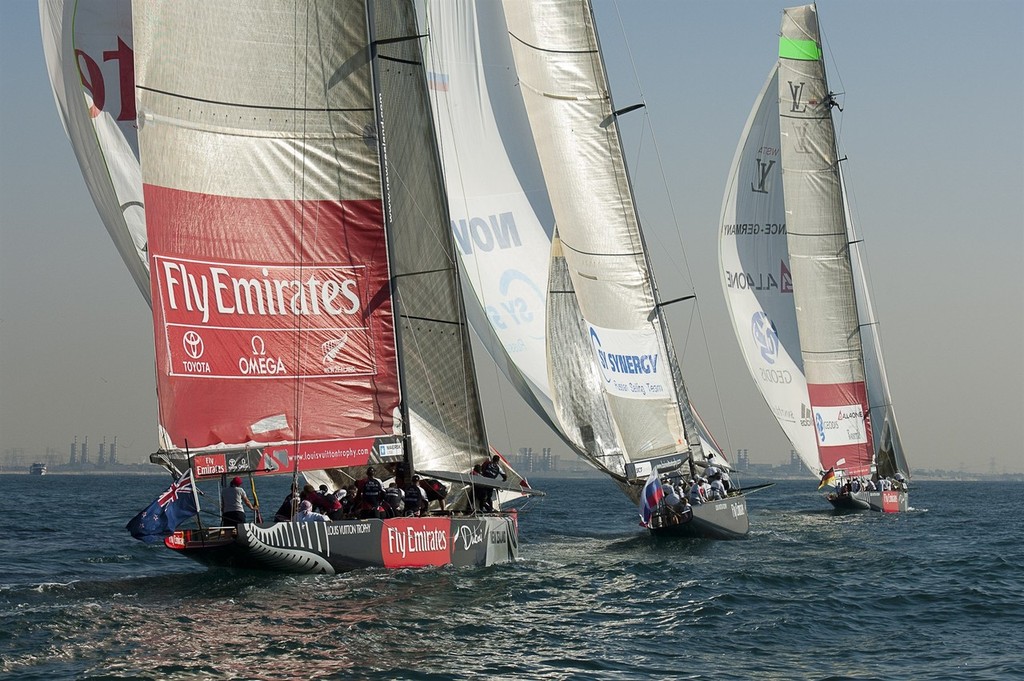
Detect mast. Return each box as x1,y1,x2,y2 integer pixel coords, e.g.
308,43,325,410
366,0,413,473
584,1,704,468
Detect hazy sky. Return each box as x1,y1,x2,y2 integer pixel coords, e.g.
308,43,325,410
1,1,1022,474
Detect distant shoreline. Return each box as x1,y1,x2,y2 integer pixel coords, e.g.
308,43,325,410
4,470,1021,482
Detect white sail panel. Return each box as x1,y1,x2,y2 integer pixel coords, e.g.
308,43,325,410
419,1,555,416
503,0,689,466
40,0,150,304
719,66,819,474
778,4,872,475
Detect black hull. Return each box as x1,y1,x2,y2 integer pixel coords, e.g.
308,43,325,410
828,490,908,513
166,514,519,574
649,495,749,540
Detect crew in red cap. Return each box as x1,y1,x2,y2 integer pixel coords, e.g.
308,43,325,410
221,475,257,526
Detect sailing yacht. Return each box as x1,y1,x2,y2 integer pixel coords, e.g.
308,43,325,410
44,0,542,573
719,3,910,513
484,0,749,538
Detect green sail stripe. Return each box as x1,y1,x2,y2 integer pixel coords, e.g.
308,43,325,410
779,37,821,61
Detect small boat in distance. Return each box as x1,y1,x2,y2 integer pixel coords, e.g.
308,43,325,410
29,463,47,476
718,3,910,513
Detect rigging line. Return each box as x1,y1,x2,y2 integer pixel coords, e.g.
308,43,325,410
393,286,468,470
381,149,458,272
381,163,480,459
819,15,847,149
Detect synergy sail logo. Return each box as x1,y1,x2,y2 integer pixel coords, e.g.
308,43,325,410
588,324,668,400
453,212,545,343
476,268,546,343
751,312,780,364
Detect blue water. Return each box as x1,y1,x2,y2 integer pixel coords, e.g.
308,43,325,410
0,474,1020,680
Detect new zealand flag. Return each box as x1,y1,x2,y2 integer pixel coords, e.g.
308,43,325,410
126,469,199,543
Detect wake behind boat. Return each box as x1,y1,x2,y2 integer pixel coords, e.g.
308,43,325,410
718,3,911,513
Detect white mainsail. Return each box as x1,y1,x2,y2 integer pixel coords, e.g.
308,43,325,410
40,0,150,304
778,4,872,477
502,0,710,488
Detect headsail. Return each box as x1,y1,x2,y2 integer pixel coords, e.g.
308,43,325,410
40,0,150,304
718,65,819,475
418,0,555,421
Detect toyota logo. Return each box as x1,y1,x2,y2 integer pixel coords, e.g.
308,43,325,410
183,330,205,359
